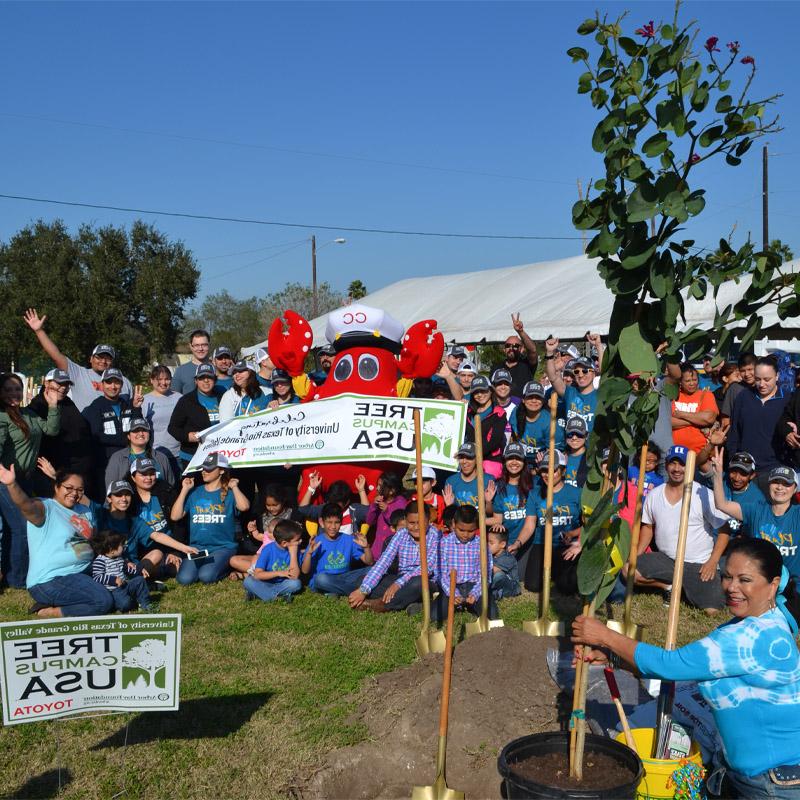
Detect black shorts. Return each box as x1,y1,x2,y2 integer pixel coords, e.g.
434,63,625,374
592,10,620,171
637,551,725,610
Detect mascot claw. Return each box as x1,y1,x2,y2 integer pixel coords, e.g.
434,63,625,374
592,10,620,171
398,319,444,379
267,309,313,377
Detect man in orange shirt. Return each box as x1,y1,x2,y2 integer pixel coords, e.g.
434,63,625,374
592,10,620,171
671,364,718,453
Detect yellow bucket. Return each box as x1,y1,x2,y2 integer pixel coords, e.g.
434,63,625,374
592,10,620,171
615,727,704,800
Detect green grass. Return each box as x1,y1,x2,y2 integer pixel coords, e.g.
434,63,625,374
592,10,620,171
0,583,717,800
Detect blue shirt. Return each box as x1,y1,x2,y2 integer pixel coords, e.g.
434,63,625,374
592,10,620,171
565,452,587,488
135,494,170,539
508,408,563,464
26,499,96,588
305,533,365,586
215,376,234,391
197,390,221,424
724,479,767,535
186,486,237,551
444,472,493,507
698,374,721,392
493,483,536,546
635,608,800,776
531,483,582,546
255,541,291,580
627,466,664,494
233,392,272,417
563,385,599,433
741,502,800,579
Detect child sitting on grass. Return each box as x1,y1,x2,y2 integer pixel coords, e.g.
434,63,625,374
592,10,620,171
301,503,374,596
91,530,153,612
348,501,438,613
432,504,498,620
243,519,302,603
367,472,407,559
296,474,369,535
488,528,521,599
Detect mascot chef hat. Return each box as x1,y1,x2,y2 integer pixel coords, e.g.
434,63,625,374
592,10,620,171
325,304,405,354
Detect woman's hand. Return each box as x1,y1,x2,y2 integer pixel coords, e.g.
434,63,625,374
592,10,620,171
375,495,387,512
0,463,16,486
544,336,559,357
228,477,240,489
442,484,455,506
561,541,582,561
571,645,609,667
37,456,56,481
165,553,182,568
132,386,144,408
268,399,280,410
571,615,610,648
188,431,199,443
181,476,195,492
485,480,496,503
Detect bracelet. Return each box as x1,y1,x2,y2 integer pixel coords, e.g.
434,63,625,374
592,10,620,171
308,487,316,495
544,354,556,360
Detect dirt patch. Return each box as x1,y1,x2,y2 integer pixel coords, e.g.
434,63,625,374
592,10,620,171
297,628,570,800
510,749,637,791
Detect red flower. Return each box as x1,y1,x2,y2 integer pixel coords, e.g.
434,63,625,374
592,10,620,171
690,154,701,164
705,36,720,53
741,55,755,65
727,41,740,53
635,20,655,38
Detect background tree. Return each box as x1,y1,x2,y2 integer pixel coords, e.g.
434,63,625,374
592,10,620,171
347,279,368,301
769,238,794,264
181,292,270,355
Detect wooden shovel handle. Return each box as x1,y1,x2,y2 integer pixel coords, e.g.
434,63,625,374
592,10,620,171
438,569,457,737
474,414,489,619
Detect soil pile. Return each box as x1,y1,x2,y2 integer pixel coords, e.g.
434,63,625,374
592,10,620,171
298,628,569,800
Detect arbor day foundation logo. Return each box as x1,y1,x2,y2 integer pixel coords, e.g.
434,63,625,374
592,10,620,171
121,635,168,690
421,408,456,459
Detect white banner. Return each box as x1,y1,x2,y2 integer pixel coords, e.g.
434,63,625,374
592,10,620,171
187,393,467,473
0,615,181,725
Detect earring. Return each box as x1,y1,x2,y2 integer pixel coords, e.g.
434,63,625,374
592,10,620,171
770,596,777,610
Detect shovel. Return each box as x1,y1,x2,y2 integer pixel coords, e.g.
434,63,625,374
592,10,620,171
413,409,446,656
654,449,696,758
412,569,465,800
465,413,504,636
523,392,566,637
607,443,649,641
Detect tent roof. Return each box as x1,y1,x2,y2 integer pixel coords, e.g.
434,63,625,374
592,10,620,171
242,254,800,353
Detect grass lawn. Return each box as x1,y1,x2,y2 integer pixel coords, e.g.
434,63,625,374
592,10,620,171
0,583,718,800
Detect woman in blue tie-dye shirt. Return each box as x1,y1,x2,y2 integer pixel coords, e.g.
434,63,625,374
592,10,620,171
573,538,800,799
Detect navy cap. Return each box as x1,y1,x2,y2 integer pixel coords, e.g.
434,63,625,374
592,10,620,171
565,417,588,437
318,344,336,356
92,344,116,359
128,417,150,432
573,357,595,371
213,346,233,359
666,445,689,464
470,375,491,392
563,359,577,375
729,452,756,474
232,360,255,374
456,441,477,459
195,363,216,379
522,381,545,399
491,368,512,386
131,456,157,475
45,368,72,384
503,442,527,461
769,467,798,486
448,346,467,358
101,368,124,383
271,368,291,384
202,452,230,471
106,480,133,496
539,449,567,469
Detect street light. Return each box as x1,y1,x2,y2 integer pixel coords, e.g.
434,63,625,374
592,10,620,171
311,236,347,318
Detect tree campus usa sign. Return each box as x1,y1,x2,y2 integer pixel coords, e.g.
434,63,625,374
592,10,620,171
0,615,181,725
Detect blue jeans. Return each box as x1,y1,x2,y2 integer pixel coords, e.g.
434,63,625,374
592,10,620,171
29,573,115,617
109,576,152,611
176,547,237,585
0,481,30,588
708,759,800,799
492,571,521,599
243,575,302,602
312,567,370,596
431,580,500,620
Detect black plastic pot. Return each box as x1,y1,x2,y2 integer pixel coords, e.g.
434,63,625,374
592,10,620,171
497,731,643,799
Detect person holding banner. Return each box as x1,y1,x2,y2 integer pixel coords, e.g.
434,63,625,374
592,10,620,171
572,537,800,800
0,464,113,617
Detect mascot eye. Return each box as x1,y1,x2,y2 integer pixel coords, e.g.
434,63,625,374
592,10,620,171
333,355,353,382
358,354,380,381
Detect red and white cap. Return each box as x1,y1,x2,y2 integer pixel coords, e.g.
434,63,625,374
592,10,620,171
324,304,405,354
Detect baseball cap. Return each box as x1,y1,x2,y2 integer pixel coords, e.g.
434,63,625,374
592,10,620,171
522,381,545,399
539,449,567,469
271,368,291,384
213,346,233,360
318,344,336,356
769,466,798,486
411,465,437,481
45,368,72,384
92,344,116,359
130,456,157,475
457,361,476,374
503,442,527,461
232,360,256,374
106,480,133,496
573,357,595,371
254,348,269,364
558,344,580,359
195,363,216,379
563,359,577,375
565,417,588,438
491,368,512,386
202,452,230,471
728,452,756,474
128,417,150,432
470,375,491,392
101,368,124,383
666,445,689,465
448,346,467,358
456,441,477,459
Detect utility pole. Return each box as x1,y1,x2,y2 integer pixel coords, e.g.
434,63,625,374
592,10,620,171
762,145,769,251
311,235,318,318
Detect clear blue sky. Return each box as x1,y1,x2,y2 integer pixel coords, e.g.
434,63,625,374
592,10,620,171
1,1,798,307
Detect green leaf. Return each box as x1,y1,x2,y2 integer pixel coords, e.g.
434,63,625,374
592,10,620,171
598,225,620,254
626,182,658,222
630,59,644,82
743,103,761,120
699,125,724,147
661,380,679,401
577,18,598,35
719,79,730,91
685,190,706,216
661,23,674,40
642,132,670,157
578,71,593,94
591,87,609,108
621,236,658,270
618,36,643,56
726,153,742,166
715,95,733,113
662,191,688,223
598,377,633,408
689,279,707,300
740,315,764,353
567,46,590,62
690,83,709,111
619,321,659,375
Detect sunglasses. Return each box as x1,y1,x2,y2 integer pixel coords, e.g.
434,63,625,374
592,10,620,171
504,344,522,349
566,432,586,439
572,368,592,375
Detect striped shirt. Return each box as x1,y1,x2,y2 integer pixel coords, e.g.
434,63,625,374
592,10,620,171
91,555,134,588
359,527,439,595
437,533,492,601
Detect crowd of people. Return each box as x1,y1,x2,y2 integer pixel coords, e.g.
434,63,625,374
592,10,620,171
1,307,800,631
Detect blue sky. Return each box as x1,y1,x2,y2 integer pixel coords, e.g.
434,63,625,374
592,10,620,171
1,1,798,307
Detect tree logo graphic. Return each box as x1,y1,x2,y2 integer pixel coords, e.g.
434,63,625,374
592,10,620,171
421,409,456,459
121,635,169,690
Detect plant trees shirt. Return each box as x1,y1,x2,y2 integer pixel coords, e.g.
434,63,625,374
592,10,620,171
186,486,237,551
563,386,599,433
741,502,800,579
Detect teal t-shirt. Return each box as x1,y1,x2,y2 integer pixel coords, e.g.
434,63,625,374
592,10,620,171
508,408,564,464
531,483,582,546
255,541,291,581
186,485,237,551
197,390,221,424
725,479,767,535
742,502,800,579
494,483,536,546
306,534,365,586
444,472,493,506
563,385,598,433
234,393,272,417
26,499,96,588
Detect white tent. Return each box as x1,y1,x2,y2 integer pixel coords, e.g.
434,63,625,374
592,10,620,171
242,254,800,352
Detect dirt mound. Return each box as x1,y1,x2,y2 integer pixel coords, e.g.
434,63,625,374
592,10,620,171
298,628,569,800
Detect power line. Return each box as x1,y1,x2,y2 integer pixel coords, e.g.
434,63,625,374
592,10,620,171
204,240,308,280
198,238,308,260
0,112,575,187
0,192,585,241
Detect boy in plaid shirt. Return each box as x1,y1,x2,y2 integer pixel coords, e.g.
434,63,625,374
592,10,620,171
348,501,438,613
432,505,498,620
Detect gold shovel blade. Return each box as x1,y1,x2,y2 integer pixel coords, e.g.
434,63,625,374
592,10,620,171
411,777,465,800
606,619,646,641
464,614,491,637
522,618,566,637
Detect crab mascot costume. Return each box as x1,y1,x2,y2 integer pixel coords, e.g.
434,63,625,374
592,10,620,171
268,304,444,499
